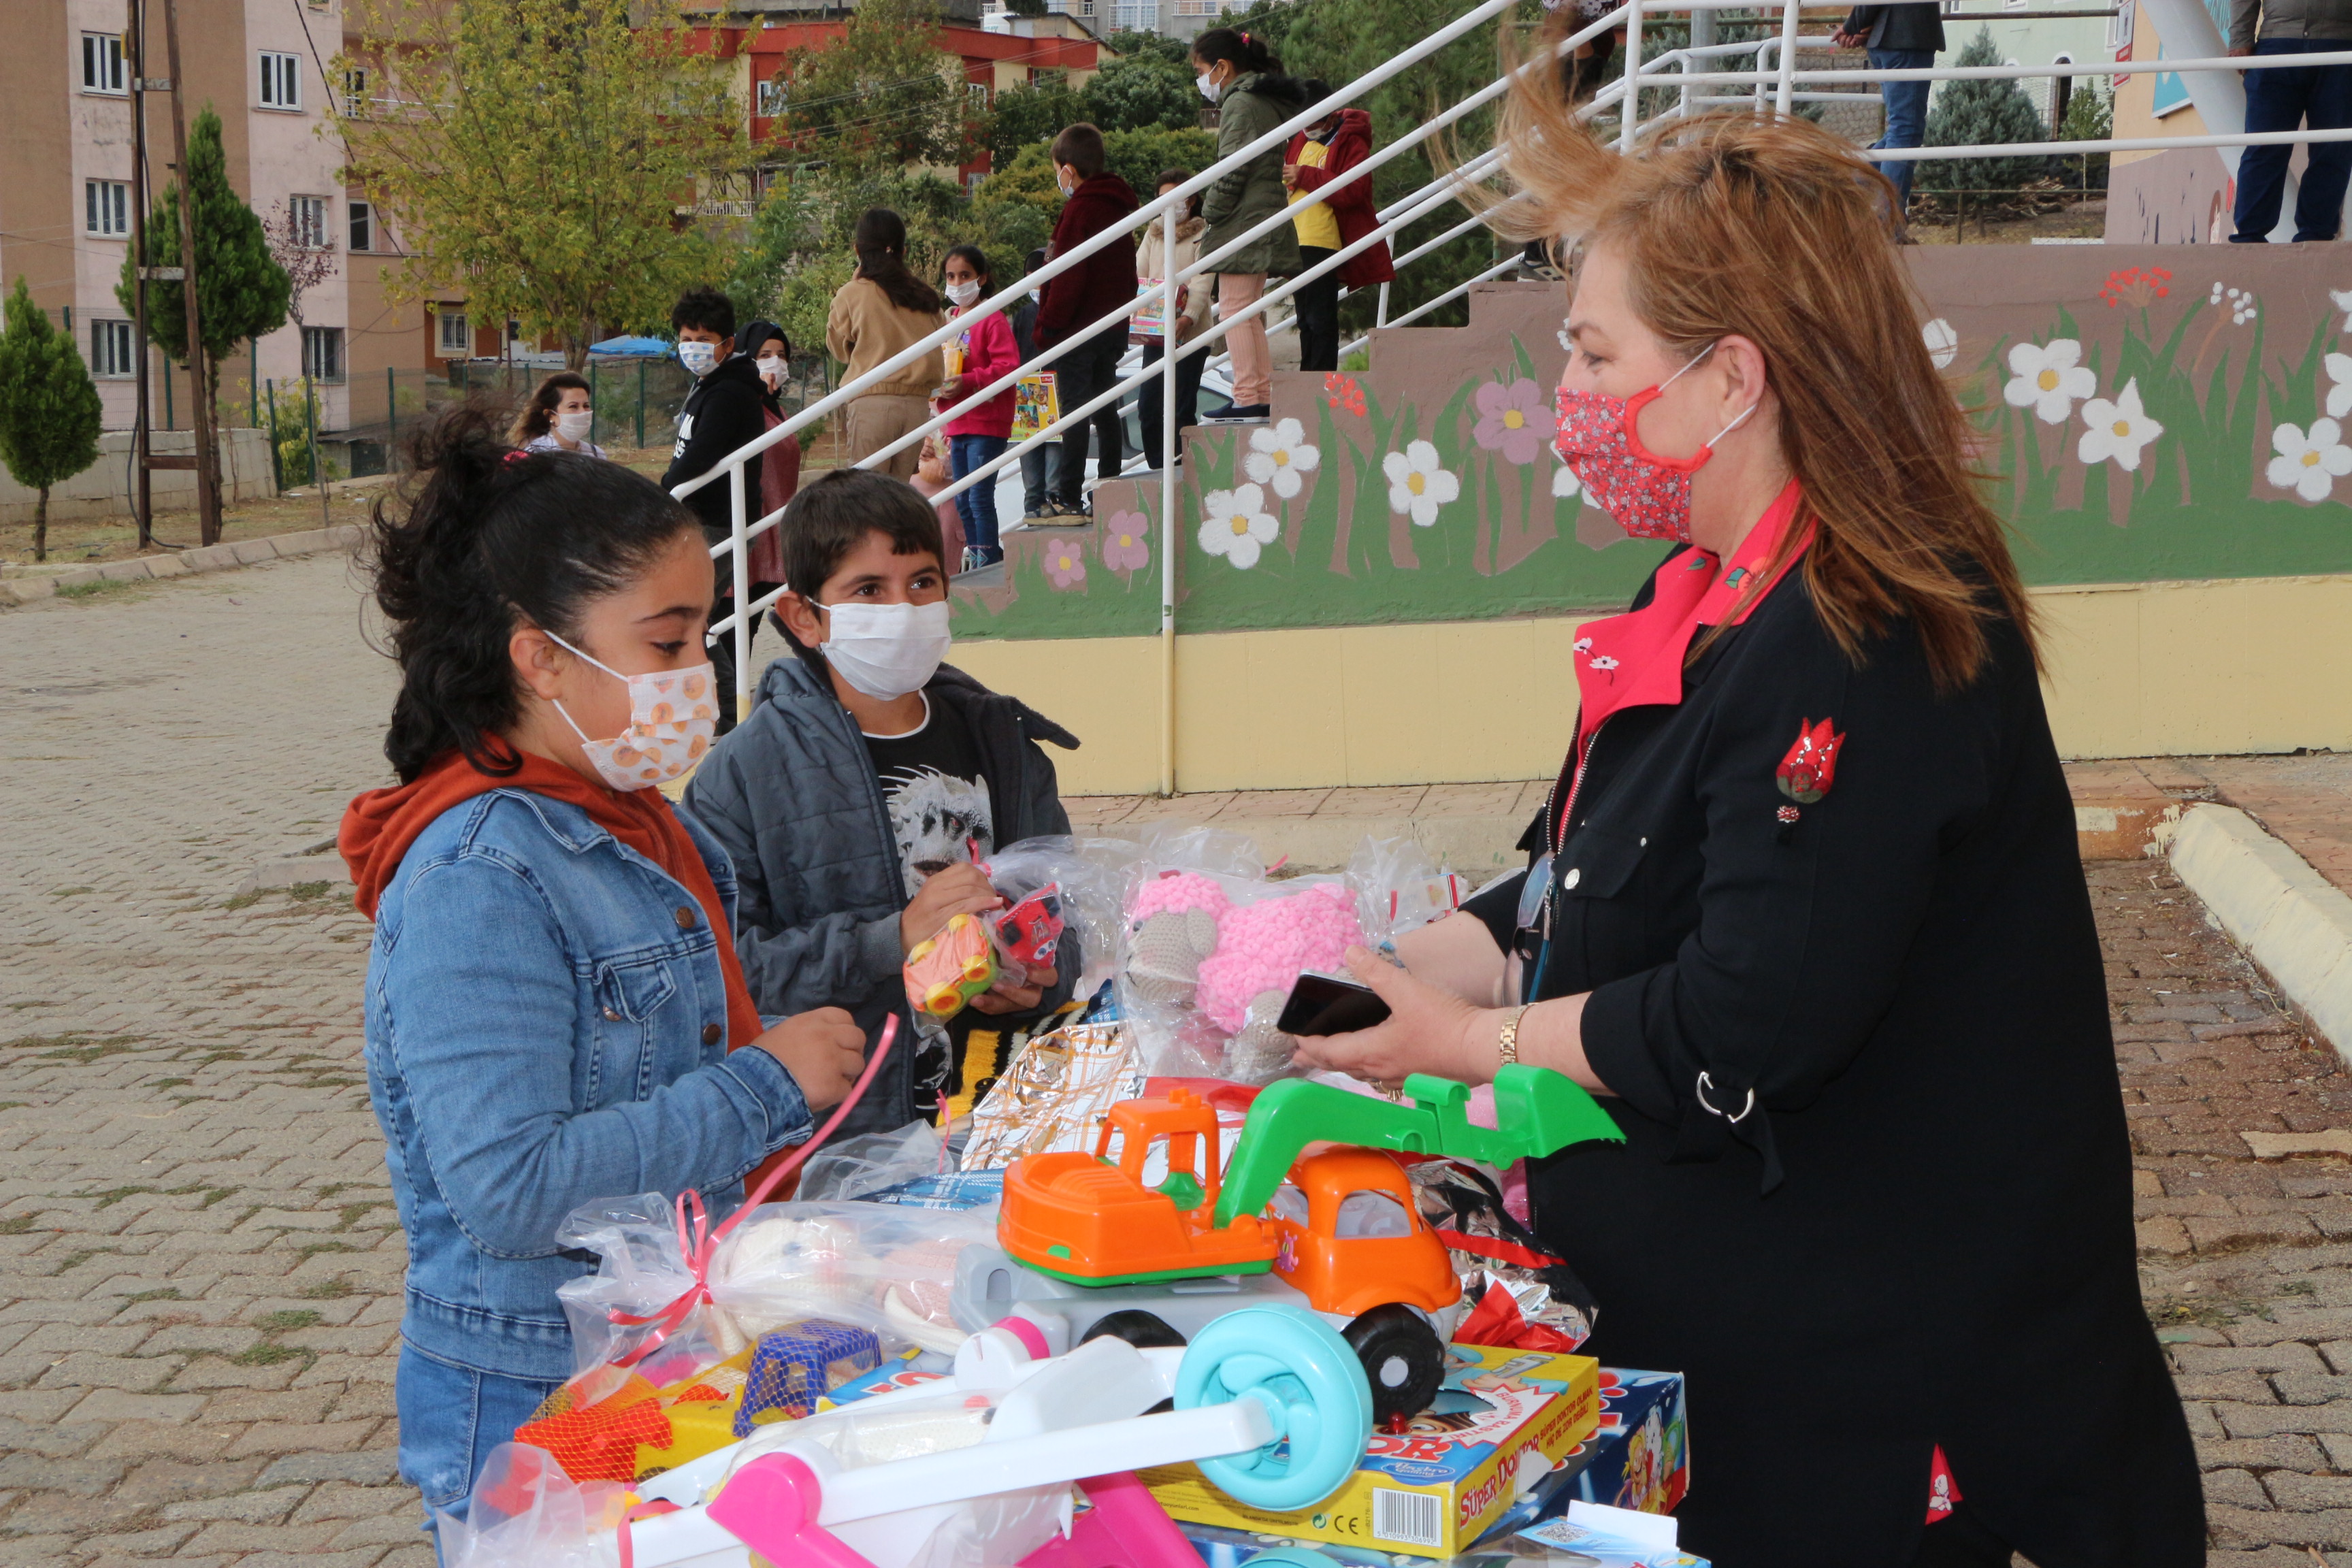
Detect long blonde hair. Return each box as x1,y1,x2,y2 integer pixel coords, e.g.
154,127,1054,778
1484,42,2036,690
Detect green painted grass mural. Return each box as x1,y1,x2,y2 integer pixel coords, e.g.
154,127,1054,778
951,262,2352,643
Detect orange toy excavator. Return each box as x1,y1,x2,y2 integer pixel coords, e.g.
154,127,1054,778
999,1088,1280,1284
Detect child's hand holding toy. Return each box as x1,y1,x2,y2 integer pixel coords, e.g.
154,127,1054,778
899,863,1001,953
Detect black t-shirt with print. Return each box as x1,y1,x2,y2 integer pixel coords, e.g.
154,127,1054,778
862,693,996,1110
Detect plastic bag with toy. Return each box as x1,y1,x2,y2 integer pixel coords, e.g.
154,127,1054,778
902,836,1130,1025
1405,1157,1598,1352
437,1442,630,1568
1115,828,1370,1084
1348,834,1474,950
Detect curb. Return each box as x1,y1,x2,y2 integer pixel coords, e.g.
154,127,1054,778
0,522,367,608
2169,802,2352,1058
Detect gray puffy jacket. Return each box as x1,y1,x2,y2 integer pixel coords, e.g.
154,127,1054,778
681,653,1080,1138
2232,0,2352,48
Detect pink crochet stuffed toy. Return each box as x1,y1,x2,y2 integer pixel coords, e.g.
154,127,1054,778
1124,873,1367,1081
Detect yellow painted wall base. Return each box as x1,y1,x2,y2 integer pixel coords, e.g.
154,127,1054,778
951,574,2352,796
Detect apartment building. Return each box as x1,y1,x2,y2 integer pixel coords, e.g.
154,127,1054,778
0,0,433,435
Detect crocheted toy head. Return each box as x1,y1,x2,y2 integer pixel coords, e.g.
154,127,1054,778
1125,872,1233,1010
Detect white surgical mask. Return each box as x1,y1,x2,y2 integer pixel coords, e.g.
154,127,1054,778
1197,72,1222,103
1057,169,1076,197
817,600,952,700
678,341,718,376
945,280,982,307
545,633,719,791
554,410,594,444
755,353,786,380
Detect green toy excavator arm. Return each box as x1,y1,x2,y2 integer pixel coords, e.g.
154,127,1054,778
1211,1067,1624,1228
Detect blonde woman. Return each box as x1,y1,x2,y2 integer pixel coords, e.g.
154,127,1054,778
1292,49,2201,1568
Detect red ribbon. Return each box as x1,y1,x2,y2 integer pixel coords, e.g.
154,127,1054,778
603,1016,900,1369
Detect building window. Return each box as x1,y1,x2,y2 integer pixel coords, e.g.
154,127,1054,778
757,76,787,116
968,80,990,108
301,325,345,383
341,66,370,117
291,194,330,249
259,50,302,110
90,320,136,378
438,308,470,357
2051,54,2075,131
349,200,374,252
82,33,127,94
86,180,131,238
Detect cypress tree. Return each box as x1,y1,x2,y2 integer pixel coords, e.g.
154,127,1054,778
114,106,290,524
1919,28,2053,195
0,278,106,564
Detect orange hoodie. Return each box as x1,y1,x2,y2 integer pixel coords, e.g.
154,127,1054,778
340,748,764,1056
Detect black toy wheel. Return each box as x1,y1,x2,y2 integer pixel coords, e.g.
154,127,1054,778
1080,1309,1190,1350
1343,1305,1446,1426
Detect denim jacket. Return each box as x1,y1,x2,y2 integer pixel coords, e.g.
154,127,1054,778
361,788,813,1382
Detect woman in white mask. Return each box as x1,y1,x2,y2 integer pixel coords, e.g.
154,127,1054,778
510,371,608,458
339,407,866,1553
740,319,801,630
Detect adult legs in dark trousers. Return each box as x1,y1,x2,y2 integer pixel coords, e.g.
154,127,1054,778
1868,48,1936,219
1137,336,1205,471
1294,246,1341,374
1053,329,1130,513
2233,39,2352,241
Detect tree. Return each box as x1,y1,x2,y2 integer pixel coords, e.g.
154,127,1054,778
1084,52,1200,134
1921,27,2053,195
980,129,1219,223
0,278,105,564
263,200,338,336
113,105,289,530
986,82,1088,169
779,0,973,174
331,0,746,369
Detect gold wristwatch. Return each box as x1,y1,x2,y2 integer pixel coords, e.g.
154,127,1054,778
1498,1004,1533,1069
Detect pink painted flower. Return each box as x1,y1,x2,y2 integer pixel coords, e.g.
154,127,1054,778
1472,377,1556,466
1042,538,1087,589
1102,512,1151,574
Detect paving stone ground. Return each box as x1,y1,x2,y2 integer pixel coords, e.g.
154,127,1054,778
5,553,2352,1562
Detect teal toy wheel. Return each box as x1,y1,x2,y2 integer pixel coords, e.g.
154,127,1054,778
1241,1551,1346,1568
1175,1303,1371,1512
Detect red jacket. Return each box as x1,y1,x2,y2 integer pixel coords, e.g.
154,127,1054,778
1286,109,1396,290
1036,172,1141,350
942,306,1020,440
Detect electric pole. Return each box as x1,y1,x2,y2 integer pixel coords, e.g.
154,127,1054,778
161,0,221,546
127,0,154,547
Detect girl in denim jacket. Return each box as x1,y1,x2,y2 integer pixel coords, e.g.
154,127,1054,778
338,409,868,1551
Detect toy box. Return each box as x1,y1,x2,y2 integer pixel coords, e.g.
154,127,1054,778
1141,1343,1599,1560
1473,1368,1686,1541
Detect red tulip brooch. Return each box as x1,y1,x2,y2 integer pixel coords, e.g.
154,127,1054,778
1776,717,1845,804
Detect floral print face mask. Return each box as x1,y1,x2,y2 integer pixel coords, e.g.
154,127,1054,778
1553,342,1757,542
546,632,719,791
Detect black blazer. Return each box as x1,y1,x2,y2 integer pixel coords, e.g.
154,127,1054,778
1843,1,1946,50
1465,553,2199,1565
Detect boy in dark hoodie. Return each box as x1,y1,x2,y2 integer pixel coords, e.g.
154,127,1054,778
661,287,768,734
683,468,1081,1139
1031,122,1139,521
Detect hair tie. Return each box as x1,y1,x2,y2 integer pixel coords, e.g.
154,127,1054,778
503,448,531,466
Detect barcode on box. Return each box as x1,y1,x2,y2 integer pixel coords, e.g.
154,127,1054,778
1370,1486,1443,1549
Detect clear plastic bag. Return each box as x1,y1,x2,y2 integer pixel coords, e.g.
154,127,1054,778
555,1198,996,1375
1347,835,1474,950
1114,838,1369,1083
439,1442,628,1568
798,1120,951,1205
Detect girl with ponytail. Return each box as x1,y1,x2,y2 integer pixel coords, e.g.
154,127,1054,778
826,208,947,480
1191,27,1306,422
338,408,867,1546
1289,29,2203,1566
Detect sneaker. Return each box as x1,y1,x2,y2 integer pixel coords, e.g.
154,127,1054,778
1027,500,1092,527
1204,403,1270,424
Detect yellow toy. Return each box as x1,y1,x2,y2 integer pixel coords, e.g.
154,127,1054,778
904,911,997,1022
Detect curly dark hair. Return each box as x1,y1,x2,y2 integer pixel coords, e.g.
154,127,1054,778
363,404,701,783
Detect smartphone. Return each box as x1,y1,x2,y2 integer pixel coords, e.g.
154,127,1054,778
1277,970,1392,1037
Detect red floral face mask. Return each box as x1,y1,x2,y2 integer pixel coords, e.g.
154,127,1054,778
1553,343,1757,543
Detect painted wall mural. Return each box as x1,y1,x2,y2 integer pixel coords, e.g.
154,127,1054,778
951,248,2352,643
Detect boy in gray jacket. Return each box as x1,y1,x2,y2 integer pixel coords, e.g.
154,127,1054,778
683,470,1081,1138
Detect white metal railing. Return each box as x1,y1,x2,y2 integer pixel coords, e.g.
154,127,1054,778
679,0,2343,794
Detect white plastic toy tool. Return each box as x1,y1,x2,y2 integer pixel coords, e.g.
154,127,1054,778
617,1302,1373,1568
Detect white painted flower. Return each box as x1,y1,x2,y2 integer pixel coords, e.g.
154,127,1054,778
2076,378,2165,472
1382,440,1460,527
1198,482,1280,569
2002,339,2097,425
1921,317,1959,370
2332,287,2352,332
2328,353,2352,419
1242,417,1321,500
2210,280,2226,305
1557,316,1574,353
2268,419,2352,502
1552,461,1580,500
